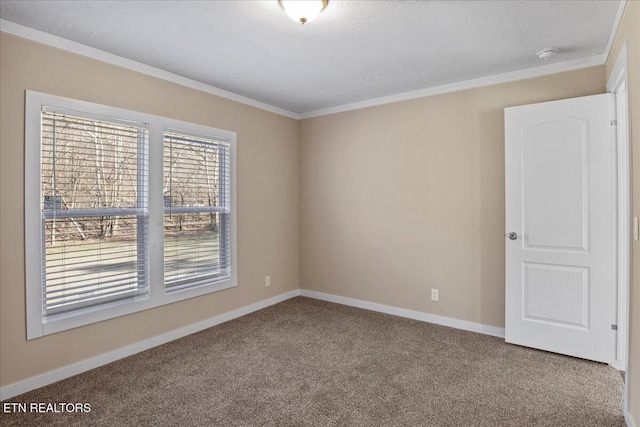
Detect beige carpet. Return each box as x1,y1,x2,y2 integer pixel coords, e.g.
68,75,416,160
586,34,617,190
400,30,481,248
1,297,625,426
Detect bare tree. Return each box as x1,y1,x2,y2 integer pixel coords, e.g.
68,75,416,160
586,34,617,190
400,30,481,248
42,113,140,245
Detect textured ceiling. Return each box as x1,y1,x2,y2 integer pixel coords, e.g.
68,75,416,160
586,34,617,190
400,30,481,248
0,1,621,114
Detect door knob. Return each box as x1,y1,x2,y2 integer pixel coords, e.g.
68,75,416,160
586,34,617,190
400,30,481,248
507,232,518,240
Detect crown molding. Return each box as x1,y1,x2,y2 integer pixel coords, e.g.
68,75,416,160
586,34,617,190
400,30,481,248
298,54,605,119
604,0,628,64
2,7,626,122
0,19,300,120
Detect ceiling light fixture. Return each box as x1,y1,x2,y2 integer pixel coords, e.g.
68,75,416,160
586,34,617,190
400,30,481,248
278,0,328,24
536,48,558,60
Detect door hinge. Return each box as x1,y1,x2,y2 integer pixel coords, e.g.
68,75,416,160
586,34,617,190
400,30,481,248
611,324,618,331
611,119,617,126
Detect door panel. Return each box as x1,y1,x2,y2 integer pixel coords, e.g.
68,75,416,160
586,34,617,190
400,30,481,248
505,94,615,363
523,119,588,251
523,262,589,329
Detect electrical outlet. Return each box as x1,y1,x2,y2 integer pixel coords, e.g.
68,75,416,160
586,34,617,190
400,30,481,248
431,289,439,302
265,275,271,287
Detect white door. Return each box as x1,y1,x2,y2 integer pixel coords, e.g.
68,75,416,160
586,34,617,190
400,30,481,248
505,94,615,363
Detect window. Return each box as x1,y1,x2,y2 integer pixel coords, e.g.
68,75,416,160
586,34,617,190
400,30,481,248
25,91,236,339
40,110,149,318
163,131,231,291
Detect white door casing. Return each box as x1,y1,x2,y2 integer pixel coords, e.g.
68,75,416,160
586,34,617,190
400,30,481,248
505,94,615,363
608,43,631,371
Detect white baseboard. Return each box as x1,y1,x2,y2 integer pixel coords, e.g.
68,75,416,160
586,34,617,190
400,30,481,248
299,289,505,338
0,290,300,401
627,411,637,427
611,359,626,371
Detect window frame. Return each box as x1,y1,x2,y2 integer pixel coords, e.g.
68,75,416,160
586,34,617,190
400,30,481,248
162,129,232,292
25,91,237,339
39,107,151,319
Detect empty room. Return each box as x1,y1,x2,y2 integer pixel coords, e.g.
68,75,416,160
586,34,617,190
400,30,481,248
0,1,639,426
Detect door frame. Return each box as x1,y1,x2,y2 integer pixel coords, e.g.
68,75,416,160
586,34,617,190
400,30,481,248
606,40,630,408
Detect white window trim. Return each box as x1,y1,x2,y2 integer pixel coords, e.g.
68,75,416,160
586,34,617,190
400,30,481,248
25,91,237,339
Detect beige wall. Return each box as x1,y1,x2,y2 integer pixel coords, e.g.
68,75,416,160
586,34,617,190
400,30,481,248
0,33,299,387
299,67,605,329
606,1,640,422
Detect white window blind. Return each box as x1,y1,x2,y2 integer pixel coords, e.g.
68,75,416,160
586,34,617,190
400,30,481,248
27,92,236,338
163,131,231,291
41,110,149,318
